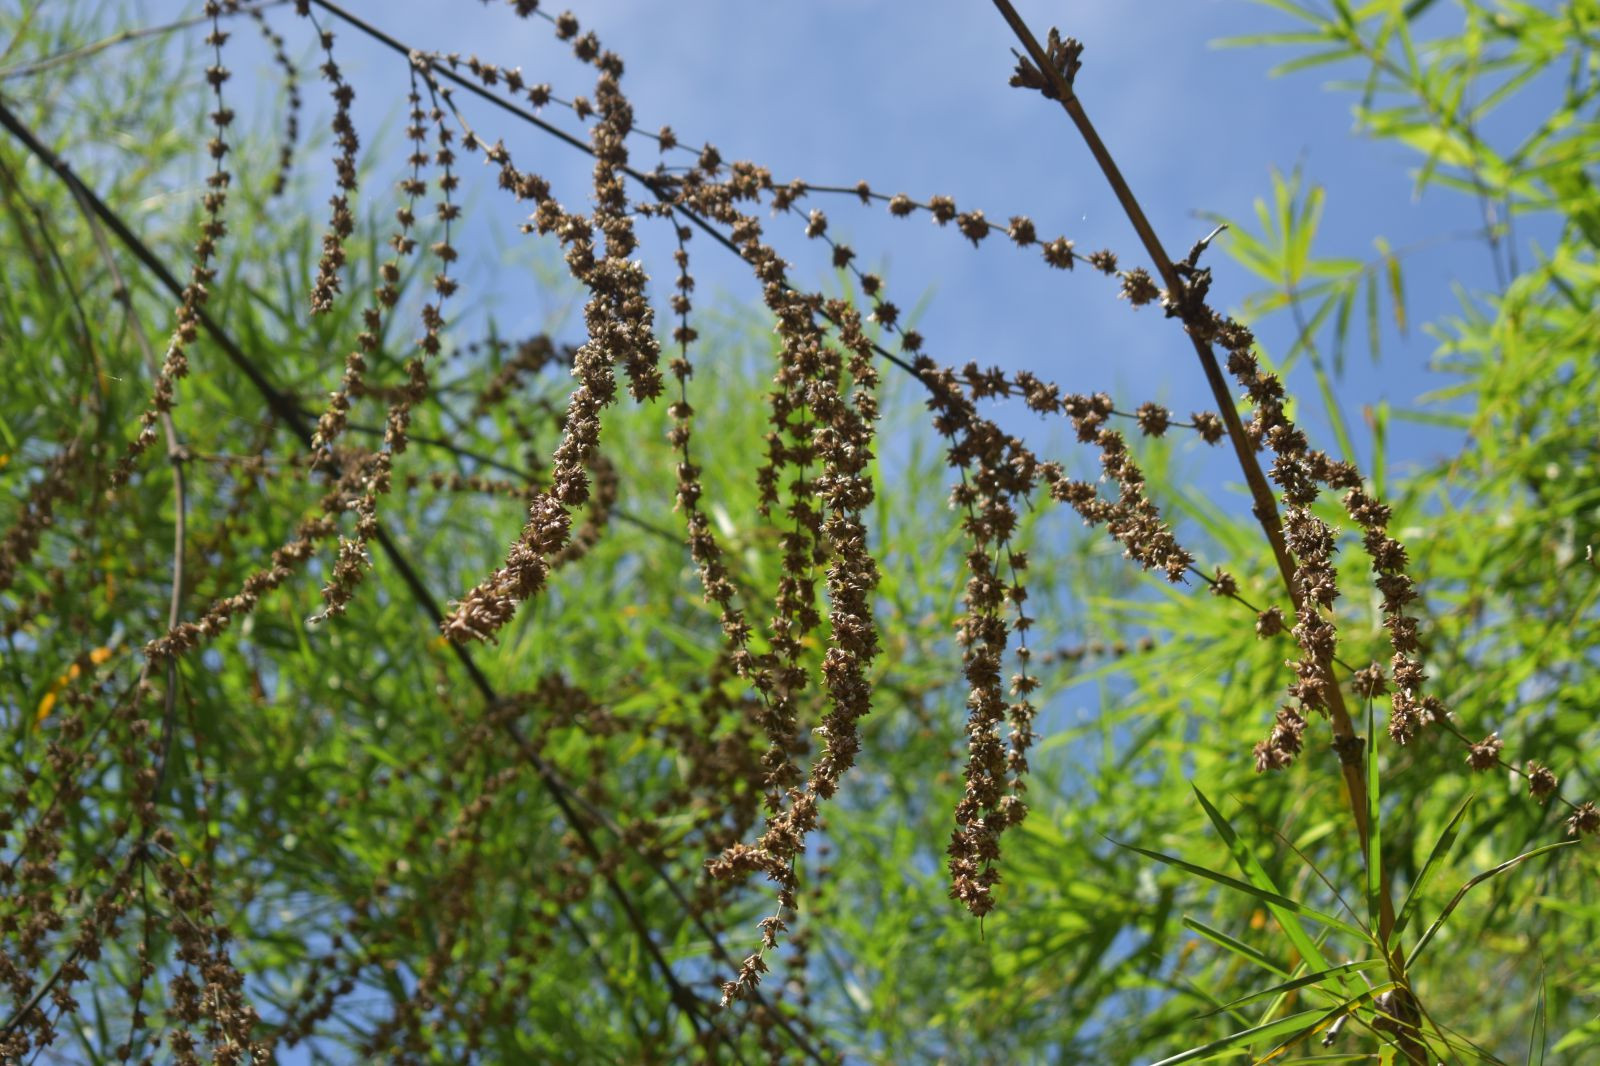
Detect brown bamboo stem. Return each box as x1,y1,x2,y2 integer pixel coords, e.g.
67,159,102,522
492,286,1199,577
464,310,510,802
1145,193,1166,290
987,0,1408,985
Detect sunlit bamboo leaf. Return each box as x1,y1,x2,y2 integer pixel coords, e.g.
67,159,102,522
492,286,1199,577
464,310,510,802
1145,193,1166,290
1407,842,1579,968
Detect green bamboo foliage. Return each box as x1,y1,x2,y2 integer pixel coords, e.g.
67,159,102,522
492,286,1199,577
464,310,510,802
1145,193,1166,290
0,1,1594,1062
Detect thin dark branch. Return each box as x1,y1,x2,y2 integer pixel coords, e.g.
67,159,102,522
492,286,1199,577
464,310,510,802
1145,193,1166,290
986,0,1379,852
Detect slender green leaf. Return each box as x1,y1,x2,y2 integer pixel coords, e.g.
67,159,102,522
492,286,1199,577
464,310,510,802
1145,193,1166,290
1258,985,1396,1061
1119,840,1367,941
1182,916,1291,978
1147,1008,1331,1066
1408,842,1579,968
1527,964,1548,1066
1364,695,1383,939
1392,792,1475,945
1200,960,1385,1017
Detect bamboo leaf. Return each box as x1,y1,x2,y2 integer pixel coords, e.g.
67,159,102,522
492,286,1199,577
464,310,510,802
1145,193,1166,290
1332,279,1354,375
1256,986,1395,1061
1119,841,1366,942
1378,237,1407,334
1364,266,1381,363
1407,841,1579,968
1191,788,1370,952
1182,916,1290,978
1147,1008,1331,1066
1364,695,1383,939
1213,31,1334,50
1527,965,1548,1066
1200,960,1385,1018
1391,792,1474,944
